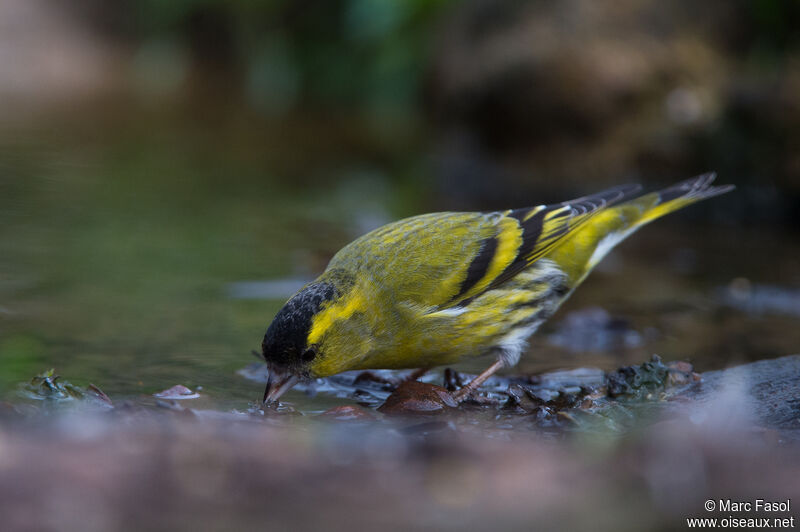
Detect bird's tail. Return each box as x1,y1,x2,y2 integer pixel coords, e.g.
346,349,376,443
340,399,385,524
628,172,735,227
549,172,734,282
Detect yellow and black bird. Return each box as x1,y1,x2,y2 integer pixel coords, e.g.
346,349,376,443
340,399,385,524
261,173,732,403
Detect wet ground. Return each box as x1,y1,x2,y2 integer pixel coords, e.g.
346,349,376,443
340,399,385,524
2,354,799,532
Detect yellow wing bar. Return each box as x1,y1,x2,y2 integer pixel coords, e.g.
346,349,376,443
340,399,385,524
442,184,642,308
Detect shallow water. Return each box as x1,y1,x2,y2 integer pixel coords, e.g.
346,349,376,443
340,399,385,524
1,105,799,416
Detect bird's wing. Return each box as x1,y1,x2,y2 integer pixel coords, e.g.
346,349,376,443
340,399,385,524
326,184,642,310
476,183,643,299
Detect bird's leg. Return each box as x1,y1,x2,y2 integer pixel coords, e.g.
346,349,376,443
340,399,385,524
452,359,505,403
404,367,429,382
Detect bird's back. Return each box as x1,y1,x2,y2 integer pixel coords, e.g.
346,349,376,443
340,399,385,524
325,181,646,310
327,211,504,308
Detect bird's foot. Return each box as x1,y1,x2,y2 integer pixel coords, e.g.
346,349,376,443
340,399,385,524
450,359,505,404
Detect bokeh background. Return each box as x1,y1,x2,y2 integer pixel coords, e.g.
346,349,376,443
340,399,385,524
1,0,799,402
2,3,800,532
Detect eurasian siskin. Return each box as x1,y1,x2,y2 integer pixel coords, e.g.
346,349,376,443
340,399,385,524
261,173,732,403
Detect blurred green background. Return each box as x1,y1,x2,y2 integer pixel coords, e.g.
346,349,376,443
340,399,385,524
1,0,798,407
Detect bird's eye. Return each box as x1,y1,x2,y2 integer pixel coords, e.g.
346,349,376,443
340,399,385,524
301,348,317,363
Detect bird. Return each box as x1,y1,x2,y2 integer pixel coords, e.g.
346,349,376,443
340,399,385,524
260,173,733,404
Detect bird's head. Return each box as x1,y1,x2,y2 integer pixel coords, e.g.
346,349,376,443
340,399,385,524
260,280,334,404
261,270,364,404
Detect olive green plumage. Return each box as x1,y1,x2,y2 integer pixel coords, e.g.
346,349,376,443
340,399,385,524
261,173,732,402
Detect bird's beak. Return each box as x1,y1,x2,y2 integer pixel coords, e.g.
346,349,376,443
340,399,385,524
263,368,299,404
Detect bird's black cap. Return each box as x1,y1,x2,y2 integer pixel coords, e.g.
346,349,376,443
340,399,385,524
261,281,336,372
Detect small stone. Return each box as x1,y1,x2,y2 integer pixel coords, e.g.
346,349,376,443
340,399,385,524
153,385,199,400
377,381,457,415
87,384,113,406
667,360,699,387
504,384,543,412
